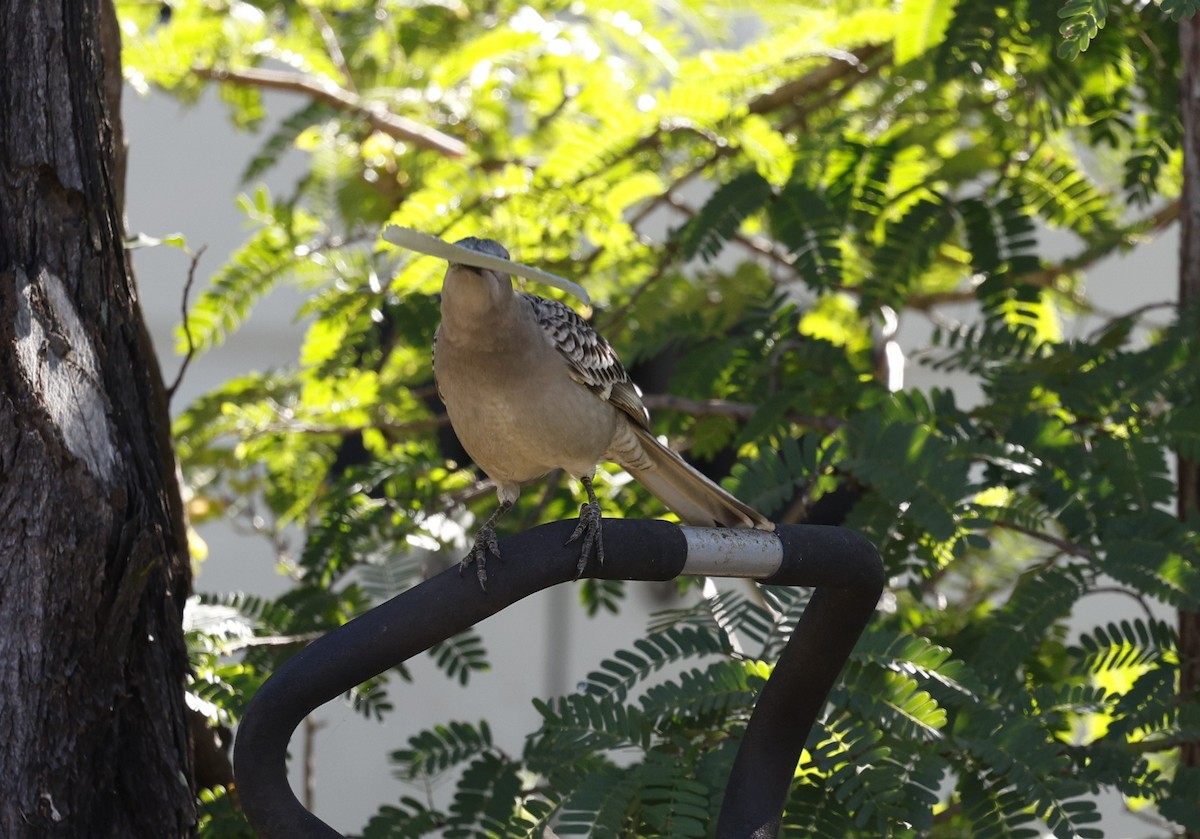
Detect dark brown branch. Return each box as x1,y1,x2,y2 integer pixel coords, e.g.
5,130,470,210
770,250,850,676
193,65,467,158
642,393,757,419
646,394,843,434
748,44,890,115
167,244,207,404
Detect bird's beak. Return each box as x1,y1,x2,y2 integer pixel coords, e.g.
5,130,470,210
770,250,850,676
383,226,591,307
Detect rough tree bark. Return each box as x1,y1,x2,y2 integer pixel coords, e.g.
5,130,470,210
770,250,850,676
0,1,196,836
1181,13,1200,839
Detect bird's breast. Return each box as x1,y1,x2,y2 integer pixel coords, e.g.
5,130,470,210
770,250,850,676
434,327,620,483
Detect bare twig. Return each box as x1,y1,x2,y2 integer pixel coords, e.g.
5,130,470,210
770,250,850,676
642,394,757,420
439,477,498,511
271,415,451,437
221,631,325,653
910,199,1182,311
302,716,327,812
193,65,467,157
167,243,207,405
642,394,842,433
1079,585,1158,623
995,519,1094,560
266,395,836,442
1083,300,1177,340
748,44,890,115
302,2,355,92
519,468,567,531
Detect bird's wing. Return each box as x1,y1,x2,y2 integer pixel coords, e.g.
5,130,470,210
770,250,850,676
523,293,650,429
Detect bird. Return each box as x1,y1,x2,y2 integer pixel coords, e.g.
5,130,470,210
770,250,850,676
432,237,774,588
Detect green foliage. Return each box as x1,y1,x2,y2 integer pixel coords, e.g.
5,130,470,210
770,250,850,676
1163,0,1200,21
197,786,256,838
895,0,962,63
675,170,772,263
429,630,490,687
177,186,322,354
118,0,1200,835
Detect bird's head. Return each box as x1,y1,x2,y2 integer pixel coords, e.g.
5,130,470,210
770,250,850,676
438,234,590,306
450,237,510,268
441,237,515,317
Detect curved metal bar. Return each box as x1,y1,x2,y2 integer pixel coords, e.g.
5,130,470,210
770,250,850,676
233,520,882,838
716,524,885,837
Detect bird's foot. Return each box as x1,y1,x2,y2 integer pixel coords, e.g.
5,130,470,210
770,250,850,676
460,525,502,591
566,499,604,579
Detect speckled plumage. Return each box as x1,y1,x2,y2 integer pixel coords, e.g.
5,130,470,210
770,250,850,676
521,292,649,430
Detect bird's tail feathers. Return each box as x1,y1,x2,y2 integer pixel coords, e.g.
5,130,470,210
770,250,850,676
625,425,774,531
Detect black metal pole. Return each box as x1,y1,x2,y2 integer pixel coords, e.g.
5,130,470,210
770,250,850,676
715,525,884,837
233,520,882,839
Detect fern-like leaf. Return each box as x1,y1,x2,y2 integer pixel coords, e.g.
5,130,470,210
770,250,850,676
1057,0,1108,60
638,661,762,731
580,625,724,702
527,695,654,775
241,101,330,184
637,750,712,838
443,751,523,838
555,765,639,837
769,179,843,291
178,190,320,354
1070,617,1177,675
675,169,772,263
428,629,490,686
390,720,494,780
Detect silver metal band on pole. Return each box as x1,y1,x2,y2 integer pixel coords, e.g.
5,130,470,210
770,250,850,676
680,527,785,578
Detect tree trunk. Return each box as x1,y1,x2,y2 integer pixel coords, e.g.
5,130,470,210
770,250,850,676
1180,13,1200,839
0,1,196,836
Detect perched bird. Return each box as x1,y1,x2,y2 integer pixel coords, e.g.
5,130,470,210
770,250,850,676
433,237,774,588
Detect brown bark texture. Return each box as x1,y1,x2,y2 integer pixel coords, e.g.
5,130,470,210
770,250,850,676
1181,11,1200,820
0,1,196,836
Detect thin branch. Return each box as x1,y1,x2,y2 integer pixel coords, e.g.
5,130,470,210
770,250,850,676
221,631,325,653
748,45,890,116
439,477,497,511
1125,734,1200,755
271,415,451,437
642,394,842,433
1079,585,1158,623
193,65,467,158
518,468,567,531
265,395,837,442
994,519,1094,560
301,1,355,92
1084,300,1178,340
167,244,207,405
909,199,1182,311
302,716,327,812
642,394,756,420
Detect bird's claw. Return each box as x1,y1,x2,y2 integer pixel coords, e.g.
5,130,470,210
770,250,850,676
460,526,502,591
566,500,604,579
